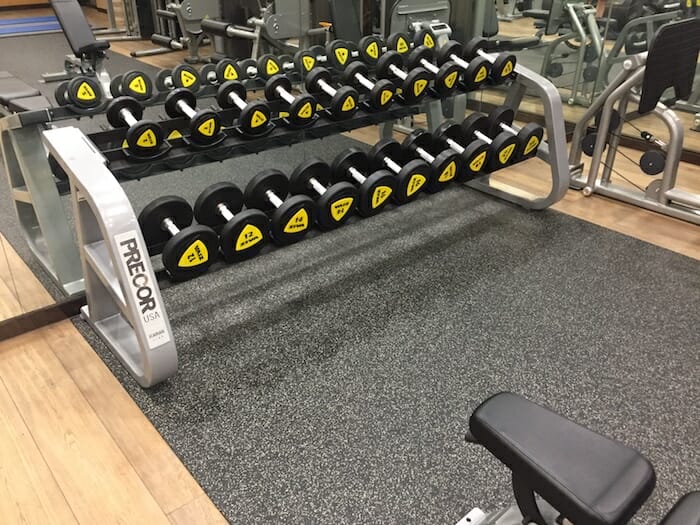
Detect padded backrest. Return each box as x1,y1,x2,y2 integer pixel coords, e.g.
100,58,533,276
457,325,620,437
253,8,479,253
50,0,109,57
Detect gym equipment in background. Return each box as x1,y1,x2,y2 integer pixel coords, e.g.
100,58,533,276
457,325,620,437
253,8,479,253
569,18,700,225
458,392,700,525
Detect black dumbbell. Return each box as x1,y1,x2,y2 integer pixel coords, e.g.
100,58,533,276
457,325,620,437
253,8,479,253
244,170,315,245
406,45,460,97
325,39,367,69
289,159,358,230
109,70,154,100
487,107,544,160
199,59,242,85
331,148,396,217
386,29,436,55
462,38,517,84
164,88,222,146
368,139,430,204
341,61,395,111
138,196,219,281
216,81,272,136
55,76,102,109
155,64,202,91
434,121,491,181
461,113,519,171
402,130,462,192
305,67,359,120
375,51,431,105
106,96,165,157
193,182,270,263
357,35,385,65
264,75,317,127
436,40,492,91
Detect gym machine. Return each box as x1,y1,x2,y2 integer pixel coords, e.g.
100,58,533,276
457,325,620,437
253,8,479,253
457,392,700,525
569,19,700,225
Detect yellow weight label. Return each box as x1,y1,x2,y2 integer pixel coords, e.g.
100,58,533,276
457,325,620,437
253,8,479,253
501,60,514,77
475,66,488,83
407,174,426,196
235,224,263,251
178,240,208,267
223,64,238,80
303,56,316,71
198,118,216,137
414,79,428,96
380,90,393,106
284,209,309,233
297,102,313,119
524,135,540,155
330,197,354,221
439,161,456,182
316,103,325,111
122,139,129,149
128,76,147,95
250,110,268,128
136,129,158,148
444,71,458,89
469,151,487,172
423,33,435,48
334,47,349,65
366,41,379,59
498,143,516,164
167,129,183,140
180,70,197,87
279,111,290,118
396,37,409,54
342,96,356,112
77,81,96,101
372,185,392,208
266,59,280,76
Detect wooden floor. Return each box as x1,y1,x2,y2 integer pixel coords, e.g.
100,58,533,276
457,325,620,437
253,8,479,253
0,6,698,524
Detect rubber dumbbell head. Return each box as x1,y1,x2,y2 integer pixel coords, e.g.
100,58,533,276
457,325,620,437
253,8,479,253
106,96,164,156
342,61,395,111
330,149,396,217
436,40,491,91
264,75,316,126
164,88,222,145
110,70,153,100
217,80,271,135
461,113,519,171
406,45,460,97
368,139,430,204
463,38,517,83
434,121,490,181
375,51,431,105
487,107,544,160
402,130,462,192
304,67,359,120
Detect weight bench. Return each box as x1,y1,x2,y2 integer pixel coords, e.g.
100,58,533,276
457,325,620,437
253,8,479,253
462,392,700,525
41,0,111,95
0,71,51,115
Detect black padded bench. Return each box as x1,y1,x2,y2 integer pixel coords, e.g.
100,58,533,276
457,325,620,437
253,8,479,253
469,392,656,525
0,72,51,114
51,0,109,61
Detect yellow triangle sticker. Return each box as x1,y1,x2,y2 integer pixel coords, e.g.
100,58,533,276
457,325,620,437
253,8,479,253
414,79,428,96
469,151,487,172
444,71,458,89
198,118,216,137
297,102,313,119
284,209,309,233
251,110,268,128
501,60,514,77
224,64,238,80
498,144,516,164
396,38,409,54
122,139,129,149
303,56,316,71
266,59,280,76
366,41,379,59
181,70,197,87
330,197,354,221
316,103,325,111
423,33,435,48
136,129,158,148
407,174,426,196
334,47,349,65
380,90,393,106
128,76,147,95
475,66,488,83
77,81,96,101
235,224,263,251
439,161,456,182
178,240,208,267
167,129,183,140
524,135,540,155
372,186,392,208
342,96,356,112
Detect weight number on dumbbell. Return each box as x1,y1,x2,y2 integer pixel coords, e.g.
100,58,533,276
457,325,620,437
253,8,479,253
331,149,396,217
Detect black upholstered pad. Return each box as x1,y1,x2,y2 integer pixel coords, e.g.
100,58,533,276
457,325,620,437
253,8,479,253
8,95,52,112
0,76,40,104
470,392,656,525
660,492,700,525
51,0,110,57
